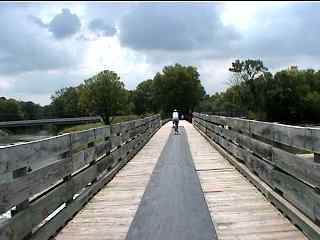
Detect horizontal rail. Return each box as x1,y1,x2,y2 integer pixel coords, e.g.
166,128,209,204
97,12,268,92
193,112,320,240
193,112,320,154
0,114,161,240
0,116,103,128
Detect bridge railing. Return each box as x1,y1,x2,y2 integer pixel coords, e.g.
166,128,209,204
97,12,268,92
0,115,160,240
193,112,320,239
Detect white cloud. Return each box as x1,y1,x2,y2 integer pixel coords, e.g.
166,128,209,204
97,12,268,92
1,2,320,106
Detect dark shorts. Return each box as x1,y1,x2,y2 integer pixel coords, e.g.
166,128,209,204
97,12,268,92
173,119,179,125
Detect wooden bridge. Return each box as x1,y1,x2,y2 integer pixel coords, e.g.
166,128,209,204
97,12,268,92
1,113,320,240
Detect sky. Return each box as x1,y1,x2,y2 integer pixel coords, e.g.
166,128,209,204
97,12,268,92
0,1,320,105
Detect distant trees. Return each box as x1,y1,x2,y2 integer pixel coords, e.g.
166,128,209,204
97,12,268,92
197,59,320,124
132,79,155,115
0,97,44,121
50,87,82,118
6,59,320,125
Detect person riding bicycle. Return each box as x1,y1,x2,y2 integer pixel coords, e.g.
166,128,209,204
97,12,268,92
172,109,179,133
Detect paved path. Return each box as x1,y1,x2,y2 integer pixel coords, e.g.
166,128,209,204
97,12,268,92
126,127,217,240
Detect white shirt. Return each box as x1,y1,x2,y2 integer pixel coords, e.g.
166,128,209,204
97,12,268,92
172,112,179,120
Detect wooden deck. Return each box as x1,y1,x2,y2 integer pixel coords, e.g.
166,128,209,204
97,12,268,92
55,121,308,240
184,121,308,240
55,123,171,240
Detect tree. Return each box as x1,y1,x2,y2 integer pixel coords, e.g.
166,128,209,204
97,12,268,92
79,70,127,124
228,59,270,117
133,79,155,115
153,63,205,116
0,97,22,121
51,87,81,118
19,101,43,120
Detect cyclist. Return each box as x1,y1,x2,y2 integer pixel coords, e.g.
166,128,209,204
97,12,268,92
172,109,179,133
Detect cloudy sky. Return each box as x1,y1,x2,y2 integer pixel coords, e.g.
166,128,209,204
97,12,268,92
0,1,320,105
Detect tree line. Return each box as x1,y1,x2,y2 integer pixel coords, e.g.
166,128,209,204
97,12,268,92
0,64,205,124
196,59,320,124
2,60,320,125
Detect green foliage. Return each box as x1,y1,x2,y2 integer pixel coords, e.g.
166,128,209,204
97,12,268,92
153,63,205,115
50,87,82,118
203,59,320,124
0,97,22,121
133,79,155,115
79,70,128,124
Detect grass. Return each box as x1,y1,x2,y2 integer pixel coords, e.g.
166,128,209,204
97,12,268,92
59,122,105,134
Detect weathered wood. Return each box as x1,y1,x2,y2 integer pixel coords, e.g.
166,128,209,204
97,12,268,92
196,113,320,153
194,113,320,234
111,135,122,149
0,157,73,214
54,120,168,240
0,114,161,240
193,121,319,240
272,169,320,222
70,129,95,151
186,121,308,240
72,147,95,172
0,134,71,174
272,147,320,188
207,120,320,188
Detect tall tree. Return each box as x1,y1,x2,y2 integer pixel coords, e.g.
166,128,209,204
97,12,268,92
79,70,127,124
153,63,205,116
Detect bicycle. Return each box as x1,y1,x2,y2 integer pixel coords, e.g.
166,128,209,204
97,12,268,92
173,120,179,135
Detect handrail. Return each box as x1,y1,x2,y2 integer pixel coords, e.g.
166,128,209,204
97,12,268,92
193,112,320,239
0,114,161,240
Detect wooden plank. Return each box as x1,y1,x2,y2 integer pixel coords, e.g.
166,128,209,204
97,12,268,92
72,147,96,171
185,121,308,240
272,169,320,222
46,120,168,240
111,123,121,135
0,157,73,214
0,134,71,174
193,120,320,240
111,135,122,149
195,113,320,153
94,126,110,142
273,147,320,188
0,115,160,240
71,129,95,151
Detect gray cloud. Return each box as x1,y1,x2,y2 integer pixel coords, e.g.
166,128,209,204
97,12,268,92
30,9,82,39
89,18,117,37
48,8,81,39
0,9,84,75
119,3,239,51
28,15,48,28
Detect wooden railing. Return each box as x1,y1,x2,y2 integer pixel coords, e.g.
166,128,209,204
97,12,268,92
0,115,160,240
193,112,320,239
